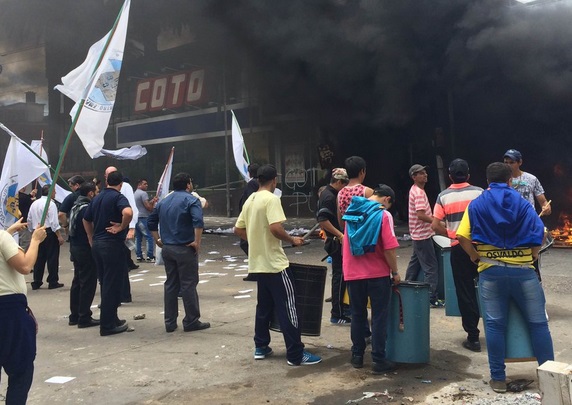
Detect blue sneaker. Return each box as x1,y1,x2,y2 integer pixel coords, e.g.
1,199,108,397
254,346,273,360
287,351,322,366
330,316,351,325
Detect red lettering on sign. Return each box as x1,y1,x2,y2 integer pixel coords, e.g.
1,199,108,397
133,69,205,114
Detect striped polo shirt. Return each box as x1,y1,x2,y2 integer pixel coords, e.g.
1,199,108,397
433,183,483,245
408,184,434,240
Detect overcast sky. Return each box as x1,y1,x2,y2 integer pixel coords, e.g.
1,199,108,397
0,40,47,110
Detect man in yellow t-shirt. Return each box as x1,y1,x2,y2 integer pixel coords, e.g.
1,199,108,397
235,164,321,366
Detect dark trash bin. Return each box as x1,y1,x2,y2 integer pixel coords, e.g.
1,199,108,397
269,263,327,337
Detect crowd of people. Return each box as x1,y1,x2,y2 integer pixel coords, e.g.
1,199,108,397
0,148,557,402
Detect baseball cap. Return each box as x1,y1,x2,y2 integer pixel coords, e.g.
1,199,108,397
332,168,349,182
409,164,427,177
448,159,469,177
503,149,522,162
373,184,395,202
257,164,278,181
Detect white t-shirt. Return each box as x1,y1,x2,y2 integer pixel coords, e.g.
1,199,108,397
0,230,27,296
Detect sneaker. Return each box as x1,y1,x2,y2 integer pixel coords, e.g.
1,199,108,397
287,351,322,366
254,346,273,360
146,257,155,263
462,339,481,352
350,354,364,369
330,316,351,325
372,359,397,374
489,379,507,393
136,257,144,262
430,299,445,308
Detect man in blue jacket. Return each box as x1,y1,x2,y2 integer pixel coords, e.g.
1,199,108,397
457,162,553,394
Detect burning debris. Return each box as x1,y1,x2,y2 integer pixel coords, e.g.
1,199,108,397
550,212,572,247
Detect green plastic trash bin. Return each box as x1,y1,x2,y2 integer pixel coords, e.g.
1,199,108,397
386,281,430,363
433,235,461,316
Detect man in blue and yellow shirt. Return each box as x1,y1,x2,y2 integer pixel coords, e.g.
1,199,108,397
457,162,554,394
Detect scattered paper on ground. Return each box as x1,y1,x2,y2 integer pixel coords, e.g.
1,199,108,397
45,376,76,384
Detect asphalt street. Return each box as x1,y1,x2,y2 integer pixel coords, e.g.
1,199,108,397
2,216,571,405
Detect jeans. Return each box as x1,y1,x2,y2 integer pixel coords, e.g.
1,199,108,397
405,238,439,300
348,277,391,363
135,217,155,259
479,266,554,381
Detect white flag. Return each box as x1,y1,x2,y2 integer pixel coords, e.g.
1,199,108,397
231,110,250,182
156,147,174,201
93,145,147,160
0,136,48,229
30,141,72,204
54,0,131,158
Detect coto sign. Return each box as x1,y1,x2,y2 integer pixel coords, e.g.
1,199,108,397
134,69,205,113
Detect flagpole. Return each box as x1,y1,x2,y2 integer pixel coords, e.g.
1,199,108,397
39,0,128,226
223,61,231,218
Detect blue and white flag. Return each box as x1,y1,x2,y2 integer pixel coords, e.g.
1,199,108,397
30,140,71,203
156,147,174,201
0,134,47,229
231,110,250,182
55,0,131,158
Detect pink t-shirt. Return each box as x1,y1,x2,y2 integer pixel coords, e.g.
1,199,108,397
342,210,400,281
408,184,434,240
337,184,366,217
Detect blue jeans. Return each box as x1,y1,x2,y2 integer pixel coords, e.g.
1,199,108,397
135,217,155,259
479,266,554,381
348,277,391,363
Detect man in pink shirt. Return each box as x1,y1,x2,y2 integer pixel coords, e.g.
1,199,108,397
404,164,442,307
342,185,401,374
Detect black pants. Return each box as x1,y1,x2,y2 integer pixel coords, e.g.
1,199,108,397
450,244,480,342
326,238,346,318
69,244,98,324
162,245,201,330
254,269,304,364
0,294,36,405
92,240,125,331
32,232,60,288
121,244,132,302
239,239,249,255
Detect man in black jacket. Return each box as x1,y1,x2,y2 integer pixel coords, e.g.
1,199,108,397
317,168,350,324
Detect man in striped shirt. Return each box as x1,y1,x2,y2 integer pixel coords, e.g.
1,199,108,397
404,164,442,307
432,159,483,351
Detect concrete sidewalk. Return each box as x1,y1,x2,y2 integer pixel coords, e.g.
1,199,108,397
3,216,570,405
